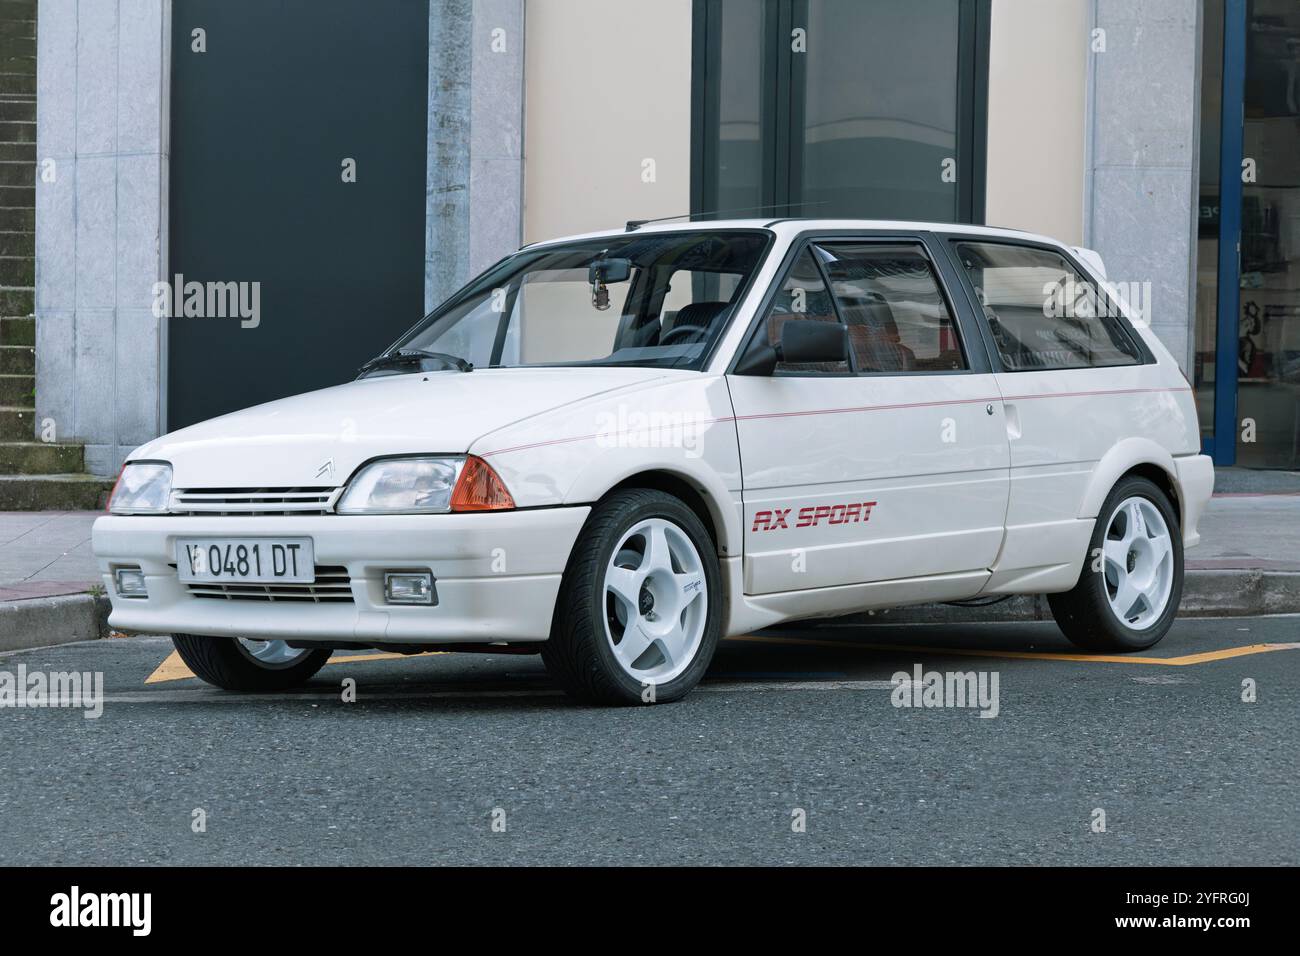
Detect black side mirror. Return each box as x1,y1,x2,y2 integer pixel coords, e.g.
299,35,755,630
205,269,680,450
781,319,848,364
733,319,848,375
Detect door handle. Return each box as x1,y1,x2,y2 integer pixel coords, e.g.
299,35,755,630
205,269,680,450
1003,403,1021,440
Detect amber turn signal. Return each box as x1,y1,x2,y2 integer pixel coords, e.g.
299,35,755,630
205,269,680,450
450,455,515,511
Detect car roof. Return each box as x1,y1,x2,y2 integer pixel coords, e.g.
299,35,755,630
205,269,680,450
522,217,1068,251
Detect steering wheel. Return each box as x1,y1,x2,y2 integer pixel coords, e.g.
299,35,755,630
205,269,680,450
659,323,709,347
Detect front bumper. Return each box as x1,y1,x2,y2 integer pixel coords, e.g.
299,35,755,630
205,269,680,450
92,507,591,644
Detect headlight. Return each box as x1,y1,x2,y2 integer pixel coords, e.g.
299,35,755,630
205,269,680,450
108,462,173,515
337,456,515,514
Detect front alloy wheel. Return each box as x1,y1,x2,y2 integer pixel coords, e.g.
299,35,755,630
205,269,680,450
171,633,333,691
236,638,317,667
543,489,722,704
603,517,709,685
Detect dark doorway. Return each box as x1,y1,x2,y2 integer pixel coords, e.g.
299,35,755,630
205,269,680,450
168,0,430,430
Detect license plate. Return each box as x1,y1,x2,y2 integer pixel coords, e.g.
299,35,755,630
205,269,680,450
176,538,315,584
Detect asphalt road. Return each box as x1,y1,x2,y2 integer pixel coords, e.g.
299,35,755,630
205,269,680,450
1,616,1297,866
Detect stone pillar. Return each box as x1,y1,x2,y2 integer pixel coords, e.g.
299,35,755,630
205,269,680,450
425,0,524,312
35,0,170,475
1084,0,1201,371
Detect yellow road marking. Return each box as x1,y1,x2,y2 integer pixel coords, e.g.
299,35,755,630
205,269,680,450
1152,643,1300,665
318,650,449,666
727,634,1300,666
143,651,197,684
144,649,447,684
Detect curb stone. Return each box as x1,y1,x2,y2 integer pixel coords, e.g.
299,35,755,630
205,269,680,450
0,593,112,653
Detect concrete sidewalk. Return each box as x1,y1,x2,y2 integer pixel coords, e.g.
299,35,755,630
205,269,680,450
2,483,1298,650
0,509,101,599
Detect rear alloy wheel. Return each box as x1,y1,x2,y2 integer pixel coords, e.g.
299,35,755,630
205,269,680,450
1048,476,1183,651
542,489,722,705
171,633,333,691
1099,497,1176,630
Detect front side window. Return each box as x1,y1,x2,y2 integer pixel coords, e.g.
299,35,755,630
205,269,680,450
390,231,770,371
816,243,967,373
759,241,966,375
953,241,1144,371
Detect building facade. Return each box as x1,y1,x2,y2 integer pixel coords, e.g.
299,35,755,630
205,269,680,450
18,0,1287,492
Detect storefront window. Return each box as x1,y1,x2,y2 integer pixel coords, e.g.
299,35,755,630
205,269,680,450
693,0,986,223
1236,0,1300,468
709,0,766,215
799,0,960,220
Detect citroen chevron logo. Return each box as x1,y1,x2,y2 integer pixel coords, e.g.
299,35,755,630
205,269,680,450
316,458,335,480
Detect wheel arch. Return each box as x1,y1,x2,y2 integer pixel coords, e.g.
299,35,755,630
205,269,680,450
600,469,734,557
1119,463,1182,524
1079,438,1182,524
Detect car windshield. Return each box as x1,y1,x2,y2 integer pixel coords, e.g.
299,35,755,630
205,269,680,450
386,230,771,371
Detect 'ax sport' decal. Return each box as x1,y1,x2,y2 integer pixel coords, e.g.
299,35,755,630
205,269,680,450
751,501,877,533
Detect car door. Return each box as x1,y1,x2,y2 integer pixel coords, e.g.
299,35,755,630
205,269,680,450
726,233,1011,596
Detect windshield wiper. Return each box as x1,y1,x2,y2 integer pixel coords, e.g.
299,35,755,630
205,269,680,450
357,348,474,377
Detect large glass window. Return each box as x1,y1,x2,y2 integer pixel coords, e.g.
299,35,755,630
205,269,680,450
693,0,988,222
1234,0,1300,468
695,0,766,215
799,1,960,220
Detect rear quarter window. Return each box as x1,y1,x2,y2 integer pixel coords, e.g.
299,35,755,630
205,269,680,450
952,241,1145,371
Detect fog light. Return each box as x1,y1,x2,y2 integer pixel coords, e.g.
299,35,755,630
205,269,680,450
384,571,436,606
115,567,148,598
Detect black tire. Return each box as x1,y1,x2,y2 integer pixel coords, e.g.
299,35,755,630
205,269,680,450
541,489,723,705
1048,475,1184,651
171,633,333,692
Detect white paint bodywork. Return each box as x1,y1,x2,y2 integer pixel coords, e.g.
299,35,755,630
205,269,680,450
93,219,1213,645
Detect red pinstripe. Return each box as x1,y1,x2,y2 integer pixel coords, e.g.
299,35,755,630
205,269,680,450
478,386,1191,458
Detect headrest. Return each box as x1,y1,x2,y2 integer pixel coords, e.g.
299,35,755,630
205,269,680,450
671,301,731,330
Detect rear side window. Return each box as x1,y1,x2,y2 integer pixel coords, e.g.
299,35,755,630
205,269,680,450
953,241,1143,371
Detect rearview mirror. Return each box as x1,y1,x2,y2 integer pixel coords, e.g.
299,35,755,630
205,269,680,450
588,258,632,285
733,319,848,375
589,258,632,311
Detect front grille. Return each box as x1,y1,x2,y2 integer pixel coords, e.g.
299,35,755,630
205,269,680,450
170,487,339,516
186,565,354,603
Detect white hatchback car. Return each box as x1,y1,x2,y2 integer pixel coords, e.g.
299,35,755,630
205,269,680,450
94,219,1214,704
